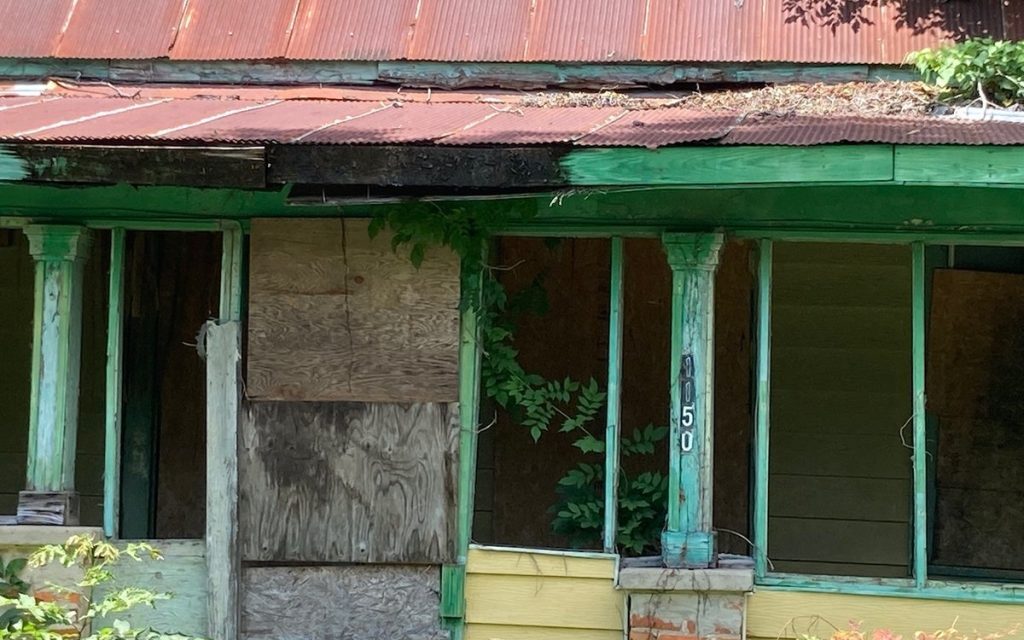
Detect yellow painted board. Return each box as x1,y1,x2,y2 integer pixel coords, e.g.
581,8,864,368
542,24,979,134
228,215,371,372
467,547,616,579
466,624,622,640
466,574,624,630
748,589,1024,639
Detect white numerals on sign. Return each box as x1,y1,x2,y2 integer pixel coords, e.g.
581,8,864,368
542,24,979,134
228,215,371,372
680,355,696,453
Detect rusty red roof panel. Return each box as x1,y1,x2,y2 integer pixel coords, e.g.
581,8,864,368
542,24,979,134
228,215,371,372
55,0,183,59
306,102,496,144
645,0,764,63
525,0,645,62
0,0,73,58
170,0,298,60
4,90,1024,147
442,106,623,144
409,0,530,61
577,110,738,147
287,0,418,60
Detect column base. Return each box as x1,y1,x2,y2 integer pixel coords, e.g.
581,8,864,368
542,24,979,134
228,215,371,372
17,491,80,525
662,530,717,569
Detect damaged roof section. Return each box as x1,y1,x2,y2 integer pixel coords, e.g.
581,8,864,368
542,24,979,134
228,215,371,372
0,0,1018,65
1,81,1022,148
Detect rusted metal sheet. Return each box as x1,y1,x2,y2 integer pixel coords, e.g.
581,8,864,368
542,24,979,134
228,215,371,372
287,0,418,61
4,89,1024,147
0,0,73,58
55,0,184,59
0,0,1013,64
170,0,299,60
409,0,531,61
525,0,646,62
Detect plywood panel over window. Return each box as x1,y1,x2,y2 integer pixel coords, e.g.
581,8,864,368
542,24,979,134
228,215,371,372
240,400,458,563
247,218,460,403
769,242,913,578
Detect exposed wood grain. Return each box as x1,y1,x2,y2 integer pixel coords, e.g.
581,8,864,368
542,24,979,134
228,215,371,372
268,146,565,187
247,218,460,403
205,321,240,640
562,145,894,186
241,565,446,640
748,589,1024,639
895,147,1024,185
240,400,458,563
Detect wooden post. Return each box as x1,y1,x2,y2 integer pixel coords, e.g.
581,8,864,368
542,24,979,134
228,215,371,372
206,223,243,640
19,225,92,525
661,232,723,569
603,237,624,554
753,240,773,578
103,229,125,538
912,242,928,587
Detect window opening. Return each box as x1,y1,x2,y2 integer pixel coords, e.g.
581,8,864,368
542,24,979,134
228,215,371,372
767,242,914,578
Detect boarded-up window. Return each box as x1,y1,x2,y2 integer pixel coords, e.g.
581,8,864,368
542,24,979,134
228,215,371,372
246,218,460,404
768,242,913,578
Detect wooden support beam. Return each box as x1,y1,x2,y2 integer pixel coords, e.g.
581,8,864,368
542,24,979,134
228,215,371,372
911,242,927,588
103,228,125,538
603,237,624,554
18,225,92,526
0,145,265,188
204,221,245,640
753,239,773,578
267,145,566,188
661,232,723,568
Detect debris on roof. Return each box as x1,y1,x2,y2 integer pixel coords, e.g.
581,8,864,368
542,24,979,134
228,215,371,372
678,82,942,117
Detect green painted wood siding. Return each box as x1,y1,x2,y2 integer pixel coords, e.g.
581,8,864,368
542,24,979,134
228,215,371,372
768,242,913,578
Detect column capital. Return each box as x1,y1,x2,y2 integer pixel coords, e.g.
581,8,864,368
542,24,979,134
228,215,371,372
24,225,92,262
662,232,723,271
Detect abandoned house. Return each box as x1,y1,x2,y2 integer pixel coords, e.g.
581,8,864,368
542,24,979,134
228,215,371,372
3,1,1024,639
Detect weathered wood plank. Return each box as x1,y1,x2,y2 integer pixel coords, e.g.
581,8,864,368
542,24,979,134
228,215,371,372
769,517,909,566
247,218,460,403
240,400,458,564
268,146,565,187
464,574,624,630
205,321,241,640
562,145,894,186
466,546,616,579
0,145,265,188
241,565,446,640
895,146,1024,185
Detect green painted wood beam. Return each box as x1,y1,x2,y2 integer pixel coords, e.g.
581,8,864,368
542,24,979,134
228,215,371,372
562,145,895,186
603,237,624,554
911,242,928,588
753,239,773,579
895,146,1024,185
661,232,723,568
103,228,125,538
456,253,485,562
0,58,917,88
23,225,92,493
219,223,245,323
759,575,1024,605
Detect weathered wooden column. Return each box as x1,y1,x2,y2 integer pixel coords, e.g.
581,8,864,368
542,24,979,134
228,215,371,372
661,232,722,568
19,225,92,525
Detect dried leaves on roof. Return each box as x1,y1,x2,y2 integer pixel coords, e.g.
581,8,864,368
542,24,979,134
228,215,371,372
677,82,942,117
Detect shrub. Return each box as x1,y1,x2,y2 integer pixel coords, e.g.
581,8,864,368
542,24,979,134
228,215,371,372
909,38,1024,106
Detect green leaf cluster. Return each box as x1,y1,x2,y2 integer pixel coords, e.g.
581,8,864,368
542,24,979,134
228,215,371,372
0,558,28,600
909,38,1024,106
0,534,204,640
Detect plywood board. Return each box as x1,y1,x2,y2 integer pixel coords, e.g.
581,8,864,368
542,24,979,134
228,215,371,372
247,218,460,403
927,269,1024,570
240,400,458,563
241,565,446,640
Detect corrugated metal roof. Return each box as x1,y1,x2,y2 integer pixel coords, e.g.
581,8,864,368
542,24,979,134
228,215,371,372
4,85,1024,147
2,0,1018,64
170,0,298,60
55,0,184,59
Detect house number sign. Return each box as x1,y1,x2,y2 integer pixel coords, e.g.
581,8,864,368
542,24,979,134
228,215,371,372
680,354,695,453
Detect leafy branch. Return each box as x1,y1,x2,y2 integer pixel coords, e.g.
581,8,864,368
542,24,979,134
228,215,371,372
909,38,1024,107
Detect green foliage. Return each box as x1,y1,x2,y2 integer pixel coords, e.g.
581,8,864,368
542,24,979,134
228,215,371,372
0,558,28,599
0,534,203,640
371,207,667,555
552,424,669,555
909,38,1024,106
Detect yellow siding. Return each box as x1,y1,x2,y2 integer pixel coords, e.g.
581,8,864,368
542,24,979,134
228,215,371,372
748,589,1024,639
465,546,624,639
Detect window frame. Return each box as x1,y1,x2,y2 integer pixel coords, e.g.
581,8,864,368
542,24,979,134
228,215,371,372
747,231,1024,604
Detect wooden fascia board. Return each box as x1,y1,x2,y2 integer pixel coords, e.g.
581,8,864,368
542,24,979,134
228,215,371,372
0,144,266,188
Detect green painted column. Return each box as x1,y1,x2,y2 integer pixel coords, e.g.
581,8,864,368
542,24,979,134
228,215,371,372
19,225,92,525
661,232,723,569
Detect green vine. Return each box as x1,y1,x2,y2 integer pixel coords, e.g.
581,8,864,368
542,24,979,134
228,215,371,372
371,207,666,555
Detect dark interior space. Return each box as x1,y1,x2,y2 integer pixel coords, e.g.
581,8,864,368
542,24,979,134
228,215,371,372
120,231,220,539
